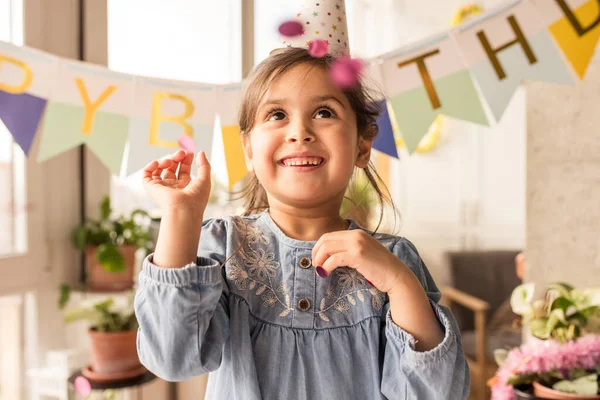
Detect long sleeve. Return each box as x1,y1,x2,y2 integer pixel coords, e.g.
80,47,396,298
134,218,230,382
380,238,470,400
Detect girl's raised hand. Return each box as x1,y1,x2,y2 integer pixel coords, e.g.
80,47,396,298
142,150,212,216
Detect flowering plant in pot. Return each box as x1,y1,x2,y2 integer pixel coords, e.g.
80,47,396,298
72,195,154,291
61,289,143,381
491,282,600,399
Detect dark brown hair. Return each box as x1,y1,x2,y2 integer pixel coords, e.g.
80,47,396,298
233,47,399,233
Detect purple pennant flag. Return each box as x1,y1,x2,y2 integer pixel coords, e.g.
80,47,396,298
372,99,398,159
0,91,47,155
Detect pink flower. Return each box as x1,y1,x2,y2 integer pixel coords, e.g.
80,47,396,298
177,135,196,154
491,335,600,400
74,376,91,397
278,20,304,37
308,40,329,58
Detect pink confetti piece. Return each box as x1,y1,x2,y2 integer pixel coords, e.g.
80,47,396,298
279,20,304,37
177,135,196,154
74,376,91,397
329,56,365,89
308,40,329,58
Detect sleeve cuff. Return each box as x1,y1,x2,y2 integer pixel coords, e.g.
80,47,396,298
140,253,222,286
385,299,456,366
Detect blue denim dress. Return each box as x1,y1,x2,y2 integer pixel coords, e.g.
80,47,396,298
135,210,469,399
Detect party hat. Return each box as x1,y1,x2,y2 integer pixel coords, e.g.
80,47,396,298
278,0,350,56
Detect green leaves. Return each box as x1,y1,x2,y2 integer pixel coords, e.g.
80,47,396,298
96,244,125,273
71,225,88,251
511,281,600,343
58,283,71,310
100,195,111,220
552,374,598,396
63,295,138,332
71,195,154,273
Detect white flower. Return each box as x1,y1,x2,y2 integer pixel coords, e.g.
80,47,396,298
510,283,535,316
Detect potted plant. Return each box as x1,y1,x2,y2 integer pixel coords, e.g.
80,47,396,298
72,195,154,291
490,282,600,399
60,287,144,381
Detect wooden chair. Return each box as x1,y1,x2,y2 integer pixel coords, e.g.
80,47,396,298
442,286,492,400
442,250,523,400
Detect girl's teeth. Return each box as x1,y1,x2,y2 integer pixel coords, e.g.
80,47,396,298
283,158,322,166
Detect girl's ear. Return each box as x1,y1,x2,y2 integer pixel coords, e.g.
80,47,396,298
355,129,374,169
241,132,254,172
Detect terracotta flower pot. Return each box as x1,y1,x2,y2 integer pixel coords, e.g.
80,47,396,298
85,245,137,292
88,328,141,375
533,381,600,400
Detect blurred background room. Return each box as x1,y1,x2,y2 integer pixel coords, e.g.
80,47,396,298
1,0,599,399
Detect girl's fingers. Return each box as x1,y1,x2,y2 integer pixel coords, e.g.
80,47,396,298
312,236,349,268
142,160,159,183
162,159,178,180
318,252,349,278
177,152,195,181
152,164,164,179
171,149,187,163
312,231,349,261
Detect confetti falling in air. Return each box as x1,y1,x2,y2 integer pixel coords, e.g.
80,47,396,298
279,20,304,37
308,40,329,58
329,56,365,89
74,376,92,397
177,135,196,154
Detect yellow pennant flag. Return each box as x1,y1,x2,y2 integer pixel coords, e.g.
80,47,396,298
216,84,249,189
534,0,600,79
221,124,248,189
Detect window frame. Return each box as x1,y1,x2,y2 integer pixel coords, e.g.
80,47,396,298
0,0,48,296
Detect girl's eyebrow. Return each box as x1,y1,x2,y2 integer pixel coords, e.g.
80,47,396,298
259,95,346,110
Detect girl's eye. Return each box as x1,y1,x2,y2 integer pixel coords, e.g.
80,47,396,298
315,108,334,119
268,111,286,121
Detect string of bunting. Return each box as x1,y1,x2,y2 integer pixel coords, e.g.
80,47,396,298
0,0,598,188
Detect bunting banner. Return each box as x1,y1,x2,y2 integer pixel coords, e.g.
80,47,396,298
38,60,133,175
0,42,57,156
531,0,600,80
452,0,576,121
0,0,599,181
126,76,216,176
380,32,489,153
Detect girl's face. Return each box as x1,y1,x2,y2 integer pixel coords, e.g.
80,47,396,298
242,63,372,210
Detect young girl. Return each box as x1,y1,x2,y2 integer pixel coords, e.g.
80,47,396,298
135,48,469,399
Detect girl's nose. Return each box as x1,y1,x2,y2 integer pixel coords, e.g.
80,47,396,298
286,121,316,143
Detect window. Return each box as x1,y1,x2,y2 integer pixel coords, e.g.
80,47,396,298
107,0,242,217
0,295,23,400
0,0,25,259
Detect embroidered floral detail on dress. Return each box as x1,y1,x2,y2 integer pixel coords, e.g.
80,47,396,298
231,217,270,245
317,267,386,322
225,218,293,317
226,259,249,290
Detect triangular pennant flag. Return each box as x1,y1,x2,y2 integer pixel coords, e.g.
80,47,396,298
216,84,248,189
0,41,58,155
533,0,600,80
372,99,398,159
